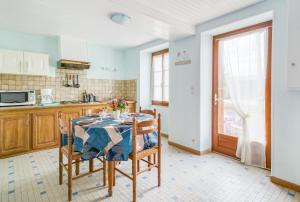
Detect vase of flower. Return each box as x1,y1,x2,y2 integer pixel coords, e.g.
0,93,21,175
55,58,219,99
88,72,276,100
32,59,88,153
110,98,128,119
112,110,121,120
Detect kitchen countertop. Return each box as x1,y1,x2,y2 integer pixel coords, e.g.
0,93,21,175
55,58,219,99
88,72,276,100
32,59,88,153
0,100,136,112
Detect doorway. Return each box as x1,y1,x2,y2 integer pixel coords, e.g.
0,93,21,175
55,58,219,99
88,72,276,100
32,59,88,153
212,21,272,169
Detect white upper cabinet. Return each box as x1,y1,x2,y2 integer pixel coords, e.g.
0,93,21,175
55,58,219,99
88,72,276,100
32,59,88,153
0,49,23,74
0,49,49,76
23,52,49,76
287,0,300,89
59,36,88,61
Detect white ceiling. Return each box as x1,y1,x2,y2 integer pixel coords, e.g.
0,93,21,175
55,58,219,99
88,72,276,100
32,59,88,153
0,0,263,48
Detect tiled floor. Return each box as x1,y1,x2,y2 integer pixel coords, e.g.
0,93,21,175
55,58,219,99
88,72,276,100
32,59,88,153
1,138,299,202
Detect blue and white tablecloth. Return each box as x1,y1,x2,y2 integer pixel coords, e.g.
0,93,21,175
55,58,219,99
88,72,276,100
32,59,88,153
71,113,158,161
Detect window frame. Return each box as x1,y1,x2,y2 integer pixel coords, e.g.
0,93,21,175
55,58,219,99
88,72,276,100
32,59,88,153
151,48,169,107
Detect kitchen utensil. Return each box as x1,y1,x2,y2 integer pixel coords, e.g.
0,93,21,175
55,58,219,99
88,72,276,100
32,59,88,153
72,74,76,87
74,74,80,88
83,90,89,102
64,74,70,87
69,74,72,87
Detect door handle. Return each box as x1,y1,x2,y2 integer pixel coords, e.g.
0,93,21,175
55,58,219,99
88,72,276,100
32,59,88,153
214,93,218,105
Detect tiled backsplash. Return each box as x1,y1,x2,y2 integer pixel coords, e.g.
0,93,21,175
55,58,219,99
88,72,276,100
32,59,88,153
0,69,136,102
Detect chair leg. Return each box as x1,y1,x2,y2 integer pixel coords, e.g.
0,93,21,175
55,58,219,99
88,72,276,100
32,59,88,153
158,151,161,186
89,159,94,172
75,159,80,176
137,160,140,172
68,156,73,201
153,153,156,165
132,158,137,202
113,162,116,186
59,149,63,185
108,161,113,197
148,155,152,171
103,159,106,186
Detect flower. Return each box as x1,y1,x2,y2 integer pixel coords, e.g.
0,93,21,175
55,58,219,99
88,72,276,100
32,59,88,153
110,98,127,111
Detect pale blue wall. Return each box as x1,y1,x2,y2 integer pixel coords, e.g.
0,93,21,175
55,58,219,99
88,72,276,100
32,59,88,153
0,31,59,76
87,44,125,80
0,31,127,79
168,36,201,150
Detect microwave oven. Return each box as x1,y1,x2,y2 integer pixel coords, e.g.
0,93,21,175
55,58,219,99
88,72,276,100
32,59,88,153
0,90,36,106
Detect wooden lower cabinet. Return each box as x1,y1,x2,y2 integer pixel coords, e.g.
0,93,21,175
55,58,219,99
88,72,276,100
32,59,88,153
0,113,30,156
0,101,136,158
32,109,59,150
60,107,82,133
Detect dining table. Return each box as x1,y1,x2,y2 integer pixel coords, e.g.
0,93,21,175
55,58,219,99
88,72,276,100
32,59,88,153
71,112,158,196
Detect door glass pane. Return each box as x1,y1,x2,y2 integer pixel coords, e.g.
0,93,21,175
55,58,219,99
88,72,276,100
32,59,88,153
217,56,243,137
152,55,163,71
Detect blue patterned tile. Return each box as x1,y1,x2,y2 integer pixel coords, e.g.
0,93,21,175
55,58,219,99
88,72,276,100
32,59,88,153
8,165,14,168
31,160,35,163
34,173,40,176
8,160,13,163
96,182,100,187
72,192,78,196
125,183,130,188
142,176,147,180
8,190,15,194
37,181,43,185
288,191,295,197
8,180,15,184
40,191,47,195
8,172,14,175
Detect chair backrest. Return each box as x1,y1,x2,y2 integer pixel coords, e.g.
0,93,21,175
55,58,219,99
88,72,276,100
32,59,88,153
84,107,107,116
58,112,72,151
132,113,161,156
139,107,157,118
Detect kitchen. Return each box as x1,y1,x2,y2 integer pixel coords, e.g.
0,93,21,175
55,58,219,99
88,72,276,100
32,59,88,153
0,34,137,157
1,0,300,202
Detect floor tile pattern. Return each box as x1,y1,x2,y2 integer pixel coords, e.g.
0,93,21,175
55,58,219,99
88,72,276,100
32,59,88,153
1,138,299,202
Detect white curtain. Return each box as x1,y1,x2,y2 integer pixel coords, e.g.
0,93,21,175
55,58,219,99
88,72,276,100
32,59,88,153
219,29,268,168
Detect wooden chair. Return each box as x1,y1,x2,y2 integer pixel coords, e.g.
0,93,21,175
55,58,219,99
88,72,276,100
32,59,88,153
138,107,157,171
112,114,161,202
139,107,157,118
83,107,108,116
58,112,106,201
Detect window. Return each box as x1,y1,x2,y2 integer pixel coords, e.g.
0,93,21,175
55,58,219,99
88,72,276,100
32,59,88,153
151,49,169,106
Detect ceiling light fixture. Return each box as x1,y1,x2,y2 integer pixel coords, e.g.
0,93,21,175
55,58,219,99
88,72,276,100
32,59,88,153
110,12,131,25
